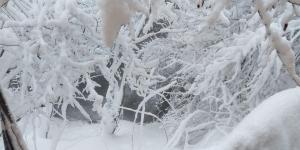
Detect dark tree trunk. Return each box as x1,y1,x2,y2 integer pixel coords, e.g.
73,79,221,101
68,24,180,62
0,90,28,150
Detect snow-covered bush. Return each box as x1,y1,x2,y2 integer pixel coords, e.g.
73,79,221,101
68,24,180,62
0,0,177,135
0,0,105,122
1,0,300,149
159,0,300,149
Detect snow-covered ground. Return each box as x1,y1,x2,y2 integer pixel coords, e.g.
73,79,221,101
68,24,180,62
0,118,223,150
1,121,168,150
1,87,300,150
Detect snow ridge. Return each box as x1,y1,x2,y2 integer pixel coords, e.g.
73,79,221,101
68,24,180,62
205,87,300,150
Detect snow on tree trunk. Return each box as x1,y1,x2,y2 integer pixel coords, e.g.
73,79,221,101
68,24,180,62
101,76,126,134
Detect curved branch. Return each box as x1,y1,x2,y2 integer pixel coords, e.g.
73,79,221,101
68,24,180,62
288,0,300,5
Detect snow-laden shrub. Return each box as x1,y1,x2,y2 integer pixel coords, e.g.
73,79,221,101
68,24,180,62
0,0,106,122
141,0,300,148
0,0,177,135
1,0,300,149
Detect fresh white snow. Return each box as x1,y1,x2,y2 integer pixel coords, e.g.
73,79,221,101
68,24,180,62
1,120,168,150
1,87,299,150
198,87,300,150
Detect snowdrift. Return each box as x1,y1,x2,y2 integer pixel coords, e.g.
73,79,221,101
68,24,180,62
205,87,300,150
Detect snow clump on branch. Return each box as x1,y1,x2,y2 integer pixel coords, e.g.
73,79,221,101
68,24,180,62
97,0,147,48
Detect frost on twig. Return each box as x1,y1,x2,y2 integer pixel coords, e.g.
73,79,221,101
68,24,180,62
256,0,300,86
269,25,300,85
142,0,176,34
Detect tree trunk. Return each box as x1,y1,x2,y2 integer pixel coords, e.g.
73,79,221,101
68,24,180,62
0,91,28,150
